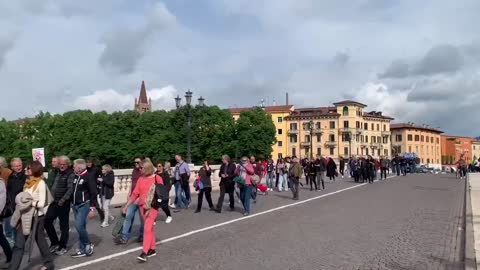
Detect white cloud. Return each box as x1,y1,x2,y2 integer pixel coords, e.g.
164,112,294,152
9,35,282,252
72,85,178,112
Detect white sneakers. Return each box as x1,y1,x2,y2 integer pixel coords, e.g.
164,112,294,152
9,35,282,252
165,216,173,224
101,222,109,228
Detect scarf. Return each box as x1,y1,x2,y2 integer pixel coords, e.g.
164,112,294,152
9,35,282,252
24,176,42,191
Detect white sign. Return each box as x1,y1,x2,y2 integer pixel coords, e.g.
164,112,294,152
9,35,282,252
32,148,46,167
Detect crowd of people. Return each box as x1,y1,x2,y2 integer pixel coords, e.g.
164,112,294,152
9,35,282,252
0,152,424,268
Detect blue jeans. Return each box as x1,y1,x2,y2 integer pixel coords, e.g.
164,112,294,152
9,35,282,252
3,216,15,240
240,185,252,214
174,181,188,209
72,202,91,252
121,203,144,240
266,172,274,189
278,174,287,191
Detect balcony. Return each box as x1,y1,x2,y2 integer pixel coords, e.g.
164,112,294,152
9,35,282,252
381,131,391,136
325,141,337,148
340,127,363,134
300,141,311,148
287,129,299,135
360,142,368,148
369,142,382,149
312,128,323,135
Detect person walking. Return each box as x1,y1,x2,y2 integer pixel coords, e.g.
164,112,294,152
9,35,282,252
195,161,215,213
173,155,190,212
0,175,12,267
307,160,317,191
351,158,360,183
215,155,236,213
46,157,58,189
99,165,115,228
380,156,388,180
265,160,275,192
9,161,54,270
45,156,75,256
288,157,302,200
326,158,337,181
86,158,104,223
155,163,172,224
5,158,27,246
70,159,99,258
339,157,345,179
122,159,161,262
235,157,255,216
115,157,145,245
314,155,326,190
276,159,288,192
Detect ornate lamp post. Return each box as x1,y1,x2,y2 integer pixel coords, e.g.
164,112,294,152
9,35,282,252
303,120,315,160
174,90,205,164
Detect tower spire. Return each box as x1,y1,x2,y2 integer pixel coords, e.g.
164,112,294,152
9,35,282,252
139,80,148,104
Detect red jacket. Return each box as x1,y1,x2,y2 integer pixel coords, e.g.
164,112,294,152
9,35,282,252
235,163,255,185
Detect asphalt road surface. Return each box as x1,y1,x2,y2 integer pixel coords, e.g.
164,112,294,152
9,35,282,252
15,173,465,270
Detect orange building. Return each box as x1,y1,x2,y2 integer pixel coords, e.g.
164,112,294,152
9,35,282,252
441,135,472,165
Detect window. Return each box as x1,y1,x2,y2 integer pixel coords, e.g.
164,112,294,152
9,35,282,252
431,137,434,143
366,136,369,142
303,122,311,130
342,106,349,116
436,138,439,144
344,147,349,155
277,117,283,123
315,122,321,129
420,135,424,142
329,134,335,142
415,135,420,142
366,148,369,155
377,124,380,131
278,141,283,147
416,146,419,153
330,121,336,129
292,148,296,157
361,135,364,143
330,148,334,155
305,135,311,142
317,148,321,155
377,136,381,143
377,149,380,156
290,123,298,130
372,136,376,143
364,123,368,130
278,129,283,135
316,135,321,142
356,121,361,128
384,149,388,156
290,135,297,143
426,136,429,143
408,134,413,141
383,137,388,144
427,158,430,164
371,123,374,130
396,135,402,142
344,121,349,128
409,146,412,152
383,124,386,131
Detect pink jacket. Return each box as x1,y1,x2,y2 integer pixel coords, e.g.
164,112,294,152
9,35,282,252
129,175,163,207
235,163,255,185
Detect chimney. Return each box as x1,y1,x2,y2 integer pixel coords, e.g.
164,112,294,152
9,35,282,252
286,92,289,105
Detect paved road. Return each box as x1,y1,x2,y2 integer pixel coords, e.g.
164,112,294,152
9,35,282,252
20,173,465,270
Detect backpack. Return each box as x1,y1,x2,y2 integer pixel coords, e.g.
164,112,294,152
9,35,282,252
146,175,168,210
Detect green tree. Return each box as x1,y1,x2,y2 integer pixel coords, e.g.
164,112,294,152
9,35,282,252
234,108,276,160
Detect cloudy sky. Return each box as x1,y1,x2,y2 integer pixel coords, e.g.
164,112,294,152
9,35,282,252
0,0,479,136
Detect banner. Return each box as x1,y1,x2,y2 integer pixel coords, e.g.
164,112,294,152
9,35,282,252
32,148,46,167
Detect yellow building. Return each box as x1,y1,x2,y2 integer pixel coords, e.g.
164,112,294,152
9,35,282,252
390,123,443,166
285,100,393,159
229,105,294,159
472,140,480,161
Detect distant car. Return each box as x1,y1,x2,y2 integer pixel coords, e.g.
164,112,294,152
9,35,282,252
414,165,428,173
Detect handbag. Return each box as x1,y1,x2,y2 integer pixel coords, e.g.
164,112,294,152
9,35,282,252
193,176,204,191
251,174,260,185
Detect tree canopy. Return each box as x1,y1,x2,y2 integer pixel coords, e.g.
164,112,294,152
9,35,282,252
0,106,276,168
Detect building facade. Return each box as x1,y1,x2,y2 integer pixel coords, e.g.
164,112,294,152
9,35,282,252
230,105,294,159
230,100,393,160
391,123,443,167
472,140,480,162
134,81,152,113
441,135,473,165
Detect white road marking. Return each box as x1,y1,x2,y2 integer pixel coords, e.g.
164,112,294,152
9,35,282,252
60,175,396,270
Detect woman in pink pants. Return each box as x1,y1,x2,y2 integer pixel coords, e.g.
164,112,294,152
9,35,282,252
122,158,163,262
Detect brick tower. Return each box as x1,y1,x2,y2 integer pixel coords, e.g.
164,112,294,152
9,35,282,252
134,80,152,113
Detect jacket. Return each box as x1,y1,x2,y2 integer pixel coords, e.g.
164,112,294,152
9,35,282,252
52,168,75,203
0,181,6,218
314,158,327,172
219,163,236,182
326,159,337,177
289,162,302,179
6,171,27,211
307,163,316,176
72,170,98,208
100,171,115,200
380,159,388,168
0,168,12,186
130,175,163,207
131,167,142,194
235,162,255,185
24,179,49,216
198,167,212,188
156,170,171,189
10,192,35,236
46,168,58,188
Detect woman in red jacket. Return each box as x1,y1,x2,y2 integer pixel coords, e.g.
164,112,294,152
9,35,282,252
122,159,163,263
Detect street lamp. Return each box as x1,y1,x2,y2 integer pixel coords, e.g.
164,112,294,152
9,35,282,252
303,120,314,160
174,90,205,164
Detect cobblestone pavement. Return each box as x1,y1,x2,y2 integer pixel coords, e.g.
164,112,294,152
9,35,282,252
18,174,465,270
